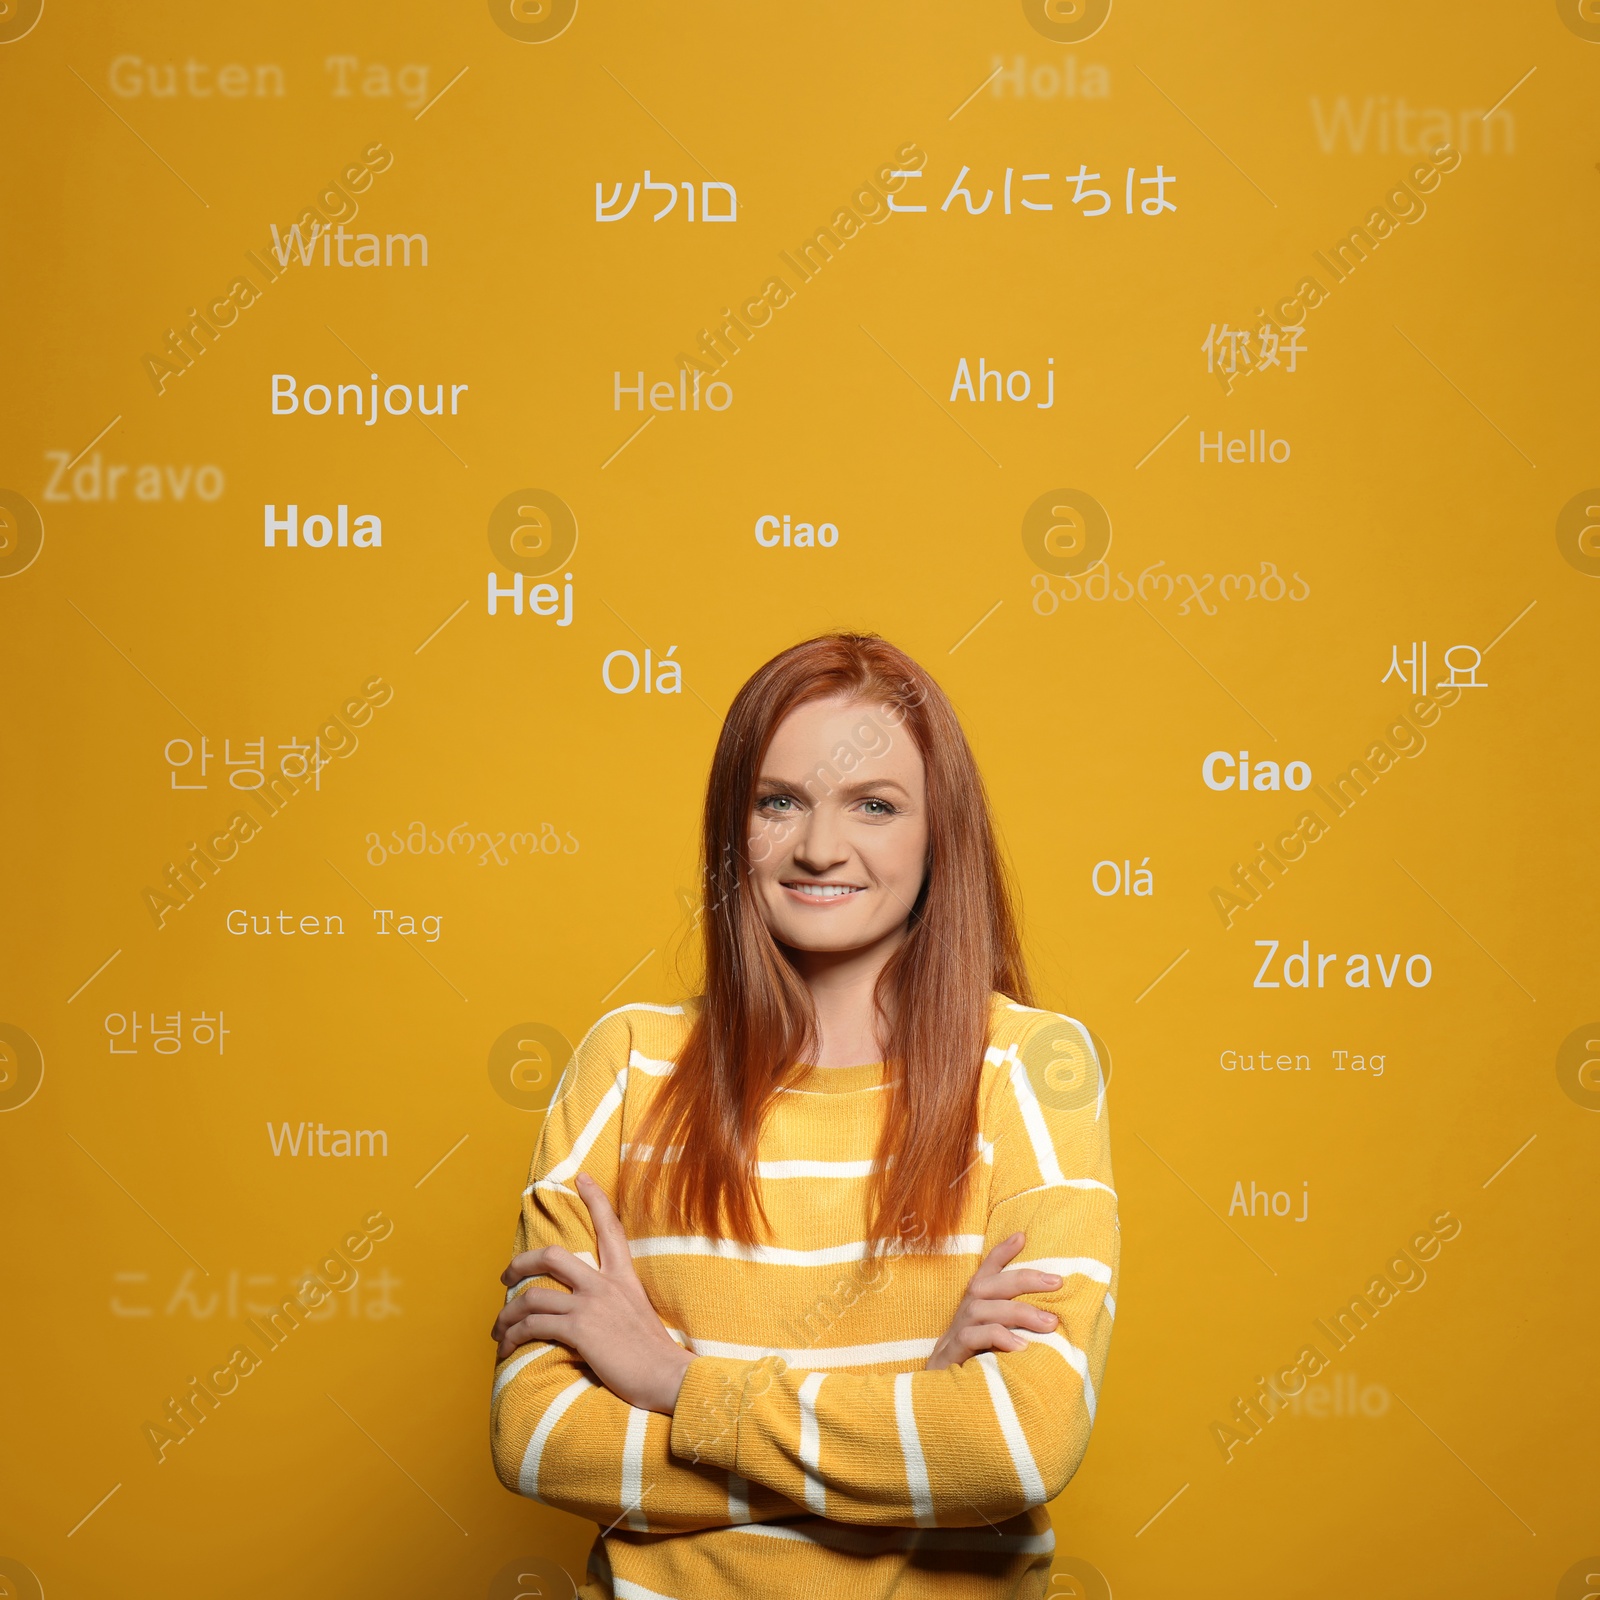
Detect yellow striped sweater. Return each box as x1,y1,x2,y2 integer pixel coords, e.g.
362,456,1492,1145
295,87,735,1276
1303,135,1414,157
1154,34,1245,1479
490,996,1119,1600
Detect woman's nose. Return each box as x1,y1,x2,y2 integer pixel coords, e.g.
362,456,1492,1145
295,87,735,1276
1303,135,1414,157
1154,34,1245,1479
792,804,847,871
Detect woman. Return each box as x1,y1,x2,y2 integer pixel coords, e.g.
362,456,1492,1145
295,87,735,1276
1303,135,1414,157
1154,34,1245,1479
489,633,1118,1599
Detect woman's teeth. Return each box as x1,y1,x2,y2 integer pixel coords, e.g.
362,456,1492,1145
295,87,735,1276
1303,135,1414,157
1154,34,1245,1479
789,884,860,897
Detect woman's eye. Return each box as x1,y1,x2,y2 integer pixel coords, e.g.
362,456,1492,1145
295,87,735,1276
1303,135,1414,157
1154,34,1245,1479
860,799,895,816
760,795,794,812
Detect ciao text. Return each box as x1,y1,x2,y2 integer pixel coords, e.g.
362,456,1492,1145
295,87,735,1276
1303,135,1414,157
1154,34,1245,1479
1204,751,1312,791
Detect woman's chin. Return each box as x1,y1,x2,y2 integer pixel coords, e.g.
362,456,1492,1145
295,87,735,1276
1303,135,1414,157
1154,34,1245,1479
773,922,903,959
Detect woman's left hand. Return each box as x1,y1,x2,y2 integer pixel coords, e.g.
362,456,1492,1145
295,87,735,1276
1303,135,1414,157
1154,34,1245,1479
491,1171,694,1415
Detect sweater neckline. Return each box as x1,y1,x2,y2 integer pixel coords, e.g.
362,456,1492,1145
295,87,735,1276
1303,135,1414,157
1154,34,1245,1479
784,1062,888,1095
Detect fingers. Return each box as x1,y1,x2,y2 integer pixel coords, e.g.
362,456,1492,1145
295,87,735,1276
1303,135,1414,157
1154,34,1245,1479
576,1171,638,1279
499,1244,600,1294
491,1285,571,1342
928,1315,1041,1371
968,1267,1066,1301
500,1249,547,1286
955,1322,1030,1359
959,1299,1058,1334
495,1311,577,1363
970,1233,1026,1285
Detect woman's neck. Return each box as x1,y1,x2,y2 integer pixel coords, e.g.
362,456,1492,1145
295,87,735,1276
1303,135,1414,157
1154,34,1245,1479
787,927,906,1066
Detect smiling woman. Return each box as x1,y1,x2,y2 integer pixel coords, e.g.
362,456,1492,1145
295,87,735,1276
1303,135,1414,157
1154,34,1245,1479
744,693,933,1071
488,634,1119,1600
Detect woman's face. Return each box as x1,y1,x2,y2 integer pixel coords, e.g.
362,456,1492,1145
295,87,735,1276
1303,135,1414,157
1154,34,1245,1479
748,695,929,957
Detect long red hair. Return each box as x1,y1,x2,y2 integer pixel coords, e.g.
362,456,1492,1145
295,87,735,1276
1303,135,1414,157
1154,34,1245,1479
627,633,1033,1249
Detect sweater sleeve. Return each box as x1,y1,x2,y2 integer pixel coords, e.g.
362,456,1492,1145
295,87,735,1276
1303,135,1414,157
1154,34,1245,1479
667,1010,1119,1528
489,1007,804,1532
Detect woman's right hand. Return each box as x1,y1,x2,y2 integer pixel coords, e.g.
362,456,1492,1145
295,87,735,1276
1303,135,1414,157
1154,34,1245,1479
925,1233,1063,1371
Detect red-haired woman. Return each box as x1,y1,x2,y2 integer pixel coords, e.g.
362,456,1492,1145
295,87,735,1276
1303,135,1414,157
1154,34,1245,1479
490,634,1118,1599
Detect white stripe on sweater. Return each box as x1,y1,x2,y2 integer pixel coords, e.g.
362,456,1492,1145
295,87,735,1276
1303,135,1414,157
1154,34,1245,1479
621,1407,650,1531
779,1079,892,1095
1007,1055,1067,1187
734,1522,1055,1555
976,1352,1047,1506
581,1001,683,1034
1009,1178,1118,1202
628,1047,675,1076
1018,1255,1113,1285
798,1372,827,1514
674,1333,938,1368
615,1581,680,1600
1055,1014,1106,1122
991,1012,1104,1119
756,1158,877,1179
491,1343,551,1403
538,1067,627,1187
1020,1330,1098,1423
894,1372,936,1526
727,1473,752,1523
630,1234,984,1267
620,1142,682,1163
518,1375,593,1498
547,1003,681,1148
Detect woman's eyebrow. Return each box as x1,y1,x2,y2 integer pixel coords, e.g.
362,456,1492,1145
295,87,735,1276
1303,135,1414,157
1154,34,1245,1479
754,772,912,799
838,778,910,797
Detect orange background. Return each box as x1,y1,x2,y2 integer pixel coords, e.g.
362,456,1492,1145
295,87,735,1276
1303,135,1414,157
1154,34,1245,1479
2,2,1597,1596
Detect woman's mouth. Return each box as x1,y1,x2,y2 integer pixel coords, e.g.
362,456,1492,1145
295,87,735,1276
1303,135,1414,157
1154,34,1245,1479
781,881,865,902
